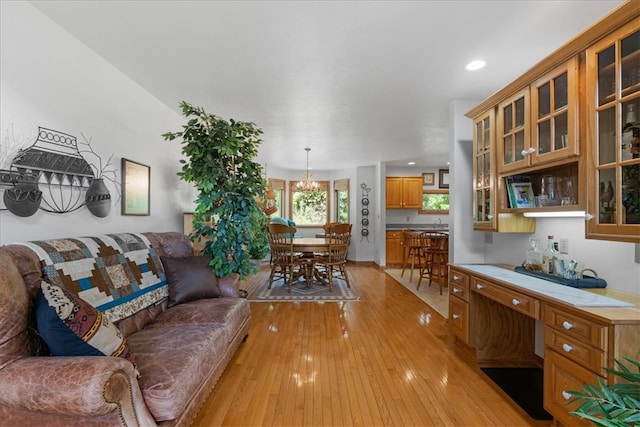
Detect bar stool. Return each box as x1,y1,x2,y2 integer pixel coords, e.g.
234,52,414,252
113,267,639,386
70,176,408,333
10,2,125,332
417,231,449,294
401,229,424,282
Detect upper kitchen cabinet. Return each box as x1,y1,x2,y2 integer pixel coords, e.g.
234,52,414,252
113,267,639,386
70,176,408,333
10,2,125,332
530,58,580,167
467,1,638,241
497,88,531,174
472,108,536,233
586,22,640,242
473,110,496,230
497,58,579,175
386,177,423,209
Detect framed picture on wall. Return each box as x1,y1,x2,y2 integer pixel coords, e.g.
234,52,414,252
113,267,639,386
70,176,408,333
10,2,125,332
422,172,435,186
121,158,150,216
439,169,450,189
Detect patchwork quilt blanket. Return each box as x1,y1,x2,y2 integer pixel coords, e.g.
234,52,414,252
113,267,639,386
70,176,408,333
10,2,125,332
23,233,167,323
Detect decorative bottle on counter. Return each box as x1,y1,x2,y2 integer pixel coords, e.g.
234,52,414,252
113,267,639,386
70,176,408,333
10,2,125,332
542,235,558,275
525,238,543,271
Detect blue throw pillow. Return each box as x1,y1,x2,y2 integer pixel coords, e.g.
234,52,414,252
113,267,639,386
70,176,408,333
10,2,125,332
35,281,138,374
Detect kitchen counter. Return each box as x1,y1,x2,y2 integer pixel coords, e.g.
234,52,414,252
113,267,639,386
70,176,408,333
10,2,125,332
386,223,449,231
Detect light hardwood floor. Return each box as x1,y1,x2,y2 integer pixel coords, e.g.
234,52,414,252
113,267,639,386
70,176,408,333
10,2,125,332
192,265,546,426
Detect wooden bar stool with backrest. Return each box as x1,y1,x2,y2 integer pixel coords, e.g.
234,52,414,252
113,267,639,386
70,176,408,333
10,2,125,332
417,231,449,294
401,229,423,282
266,222,302,292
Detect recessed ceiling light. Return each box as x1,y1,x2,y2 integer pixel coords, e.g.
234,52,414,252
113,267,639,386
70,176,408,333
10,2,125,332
466,60,486,71
408,161,416,165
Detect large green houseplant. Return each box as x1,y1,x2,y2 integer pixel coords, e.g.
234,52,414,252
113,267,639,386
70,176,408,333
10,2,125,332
163,101,269,279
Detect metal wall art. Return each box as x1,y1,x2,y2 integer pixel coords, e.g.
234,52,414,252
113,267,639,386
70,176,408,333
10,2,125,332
0,126,117,217
360,182,371,242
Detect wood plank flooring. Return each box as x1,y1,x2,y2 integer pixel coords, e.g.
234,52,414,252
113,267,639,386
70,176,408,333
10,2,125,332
192,265,547,426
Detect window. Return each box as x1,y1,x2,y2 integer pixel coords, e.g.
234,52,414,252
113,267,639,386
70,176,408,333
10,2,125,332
420,190,449,214
289,181,330,225
334,179,349,223
268,178,286,217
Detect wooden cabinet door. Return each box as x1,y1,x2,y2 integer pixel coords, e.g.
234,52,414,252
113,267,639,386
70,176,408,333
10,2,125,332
385,177,403,209
586,22,640,243
497,88,531,174
530,57,580,167
385,231,403,264
402,177,423,209
473,110,497,230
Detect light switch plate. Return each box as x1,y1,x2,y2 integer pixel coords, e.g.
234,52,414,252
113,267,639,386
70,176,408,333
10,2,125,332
558,237,569,254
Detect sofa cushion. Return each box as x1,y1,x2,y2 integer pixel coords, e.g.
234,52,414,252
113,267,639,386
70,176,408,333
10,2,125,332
151,298,250,343
24,233,167,323
35,281,137,368
126,325,227,421
161,255,221,307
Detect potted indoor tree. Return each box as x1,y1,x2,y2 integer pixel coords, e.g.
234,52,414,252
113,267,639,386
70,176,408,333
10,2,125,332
163,101,269,279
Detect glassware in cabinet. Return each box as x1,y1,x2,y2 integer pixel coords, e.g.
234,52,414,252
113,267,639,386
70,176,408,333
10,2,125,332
473,110,496,230
587,24,640,242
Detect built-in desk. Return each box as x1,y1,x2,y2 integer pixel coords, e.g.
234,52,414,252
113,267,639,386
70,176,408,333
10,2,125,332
449,264,640,426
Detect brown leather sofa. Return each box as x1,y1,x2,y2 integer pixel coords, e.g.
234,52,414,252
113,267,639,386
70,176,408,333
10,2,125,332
0,231,250,426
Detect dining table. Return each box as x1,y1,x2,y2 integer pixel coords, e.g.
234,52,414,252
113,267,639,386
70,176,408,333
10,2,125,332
291,237,330,286
292,237,330,253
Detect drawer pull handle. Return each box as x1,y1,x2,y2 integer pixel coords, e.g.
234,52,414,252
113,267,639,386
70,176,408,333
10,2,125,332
453,288,461,293
476,284,484,290
562,321,573,330
452,314,461,319
562,391,572,401
562,343,573,353
512,299,520,306
453,275,460,280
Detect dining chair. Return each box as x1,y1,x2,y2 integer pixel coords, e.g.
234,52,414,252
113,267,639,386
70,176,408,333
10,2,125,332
314,223,352,291
401,229,424,282
417,231,449,294
266,222,302,292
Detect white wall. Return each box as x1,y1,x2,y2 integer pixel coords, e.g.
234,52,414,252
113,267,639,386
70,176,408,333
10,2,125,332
0,2,191,243
485,219,640,294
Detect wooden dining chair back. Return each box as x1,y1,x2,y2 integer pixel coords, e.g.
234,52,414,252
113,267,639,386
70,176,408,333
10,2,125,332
401,229,424,282
266,222,301,292
315,223,352,291
417,231,449,294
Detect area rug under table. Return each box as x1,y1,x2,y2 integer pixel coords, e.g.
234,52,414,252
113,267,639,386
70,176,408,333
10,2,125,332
249,276,360,302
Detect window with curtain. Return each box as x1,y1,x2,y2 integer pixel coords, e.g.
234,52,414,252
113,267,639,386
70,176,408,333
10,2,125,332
268,178,286,218
289,181,330,225
334,178,349,223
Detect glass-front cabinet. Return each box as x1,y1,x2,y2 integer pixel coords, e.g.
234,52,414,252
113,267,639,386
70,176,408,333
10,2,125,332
586,23,640,242
497,88,530,173
473,110,495,230
530,58,579,167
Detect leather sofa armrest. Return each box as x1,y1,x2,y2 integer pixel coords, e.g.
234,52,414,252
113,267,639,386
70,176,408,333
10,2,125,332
218,273,240,297
0,356,155,425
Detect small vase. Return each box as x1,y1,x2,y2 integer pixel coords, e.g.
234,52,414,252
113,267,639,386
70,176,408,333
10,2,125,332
85,178,111,217
3,182,42,217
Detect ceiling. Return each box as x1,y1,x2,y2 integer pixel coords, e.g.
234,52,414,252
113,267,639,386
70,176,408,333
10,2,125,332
30,0,624,171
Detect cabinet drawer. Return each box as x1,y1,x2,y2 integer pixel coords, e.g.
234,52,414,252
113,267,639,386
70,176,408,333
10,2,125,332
449,269,469,302
544,305,607,351
545,328,606,375
544,350,600,427
472,277,540,319
449,295,469,344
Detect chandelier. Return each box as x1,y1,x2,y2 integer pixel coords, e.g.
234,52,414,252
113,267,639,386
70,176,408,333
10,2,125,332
296,147,319,191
